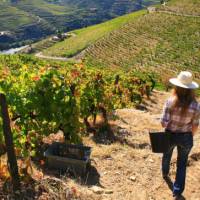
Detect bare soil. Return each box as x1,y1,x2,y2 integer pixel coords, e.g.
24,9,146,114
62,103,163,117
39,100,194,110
68,90,200,200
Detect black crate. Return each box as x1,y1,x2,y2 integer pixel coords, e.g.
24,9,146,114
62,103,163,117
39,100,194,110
149,132,171,153
44,142,91,174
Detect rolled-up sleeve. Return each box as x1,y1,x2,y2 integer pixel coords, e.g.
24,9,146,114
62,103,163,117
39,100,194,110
192,104,200,126
161,99,171,127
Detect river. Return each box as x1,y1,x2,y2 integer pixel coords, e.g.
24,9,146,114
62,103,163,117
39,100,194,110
0,45,28,55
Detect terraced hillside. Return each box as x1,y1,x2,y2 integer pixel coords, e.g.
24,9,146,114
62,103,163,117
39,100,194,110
0,0,159,50
41,10,146,57
83,0,200,77
158,0,200,15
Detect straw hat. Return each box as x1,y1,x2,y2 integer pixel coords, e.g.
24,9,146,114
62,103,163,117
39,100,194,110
169,71,199,89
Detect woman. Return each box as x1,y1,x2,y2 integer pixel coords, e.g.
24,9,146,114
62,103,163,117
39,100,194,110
161,71,200,199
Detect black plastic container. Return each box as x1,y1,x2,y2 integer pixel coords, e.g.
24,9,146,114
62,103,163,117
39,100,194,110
44,142,91,175
149,132,171,153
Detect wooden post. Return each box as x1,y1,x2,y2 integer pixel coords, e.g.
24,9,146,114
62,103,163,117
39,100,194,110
0,93,20,191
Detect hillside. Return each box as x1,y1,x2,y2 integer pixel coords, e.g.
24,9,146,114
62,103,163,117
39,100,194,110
85,13,200,74
159,0,200,15
41,10,146,57
0,0,159,50
84,0,200,75
40,0,200,83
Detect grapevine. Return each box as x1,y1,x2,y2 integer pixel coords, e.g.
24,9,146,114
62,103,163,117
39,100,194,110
0,55,155,159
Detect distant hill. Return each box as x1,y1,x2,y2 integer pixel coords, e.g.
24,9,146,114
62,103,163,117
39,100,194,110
0,0,159,50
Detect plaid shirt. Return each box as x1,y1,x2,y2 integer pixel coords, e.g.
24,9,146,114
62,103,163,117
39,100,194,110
161,97,200,133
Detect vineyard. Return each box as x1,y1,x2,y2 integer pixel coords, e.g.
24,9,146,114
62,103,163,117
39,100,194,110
158,0,200,16
0,55,155,192
85,11,200,78
1,0,200,198
39,0,200,84
41,10,146,57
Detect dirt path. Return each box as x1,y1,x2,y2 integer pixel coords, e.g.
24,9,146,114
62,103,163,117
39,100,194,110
63,90,200,200
34,33,84,62
35,51,83,63
35,52,74,61
157,10,200,18
35,48,85,62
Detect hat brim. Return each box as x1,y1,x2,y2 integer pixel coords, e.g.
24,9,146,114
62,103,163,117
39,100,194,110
169,78,199,89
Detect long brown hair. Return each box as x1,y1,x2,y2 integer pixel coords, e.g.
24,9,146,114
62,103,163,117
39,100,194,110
171,86,196,114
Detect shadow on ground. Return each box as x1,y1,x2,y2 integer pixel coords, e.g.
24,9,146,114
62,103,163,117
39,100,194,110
91,123,151,150
43,163,101,187
84,165,102,187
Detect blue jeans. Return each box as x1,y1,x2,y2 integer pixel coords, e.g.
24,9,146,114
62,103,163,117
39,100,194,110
162,132,193,196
